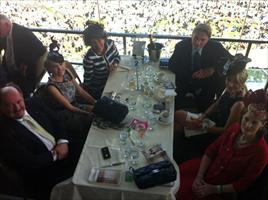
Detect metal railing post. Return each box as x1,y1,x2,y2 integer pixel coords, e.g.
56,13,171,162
245,42,252,57
123,36,127,55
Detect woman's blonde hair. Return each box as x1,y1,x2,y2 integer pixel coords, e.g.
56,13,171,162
226,69,248,95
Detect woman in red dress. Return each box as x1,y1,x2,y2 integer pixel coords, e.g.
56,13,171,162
176,89,268,200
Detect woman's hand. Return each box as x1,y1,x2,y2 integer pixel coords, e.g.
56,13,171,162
185,117,203,130
192,176,205,190
109,63,118,72
84,105,94,112
193,182,217,198
198,113,207,121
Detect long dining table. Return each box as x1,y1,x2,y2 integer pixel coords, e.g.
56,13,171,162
51,55,180,200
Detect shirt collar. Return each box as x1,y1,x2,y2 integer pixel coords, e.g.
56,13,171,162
192,48,202,55
16,110,29,122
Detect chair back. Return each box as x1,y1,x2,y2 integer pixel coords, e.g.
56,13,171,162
33,83,47,98
65,61,82,84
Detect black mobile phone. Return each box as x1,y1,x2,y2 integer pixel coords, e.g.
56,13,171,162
100,146,111,160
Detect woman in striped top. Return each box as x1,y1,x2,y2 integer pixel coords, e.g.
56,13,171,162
83,22,120,99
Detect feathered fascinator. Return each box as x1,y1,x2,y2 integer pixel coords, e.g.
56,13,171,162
244,89,268,121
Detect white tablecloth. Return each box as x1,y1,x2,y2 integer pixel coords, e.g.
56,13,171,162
51,57,180,200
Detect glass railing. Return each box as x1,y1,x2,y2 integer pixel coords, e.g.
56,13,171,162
32,28,268,90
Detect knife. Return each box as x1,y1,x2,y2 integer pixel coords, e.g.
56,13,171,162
100,162,125,168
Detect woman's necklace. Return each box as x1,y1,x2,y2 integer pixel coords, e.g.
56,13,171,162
238,134,248,145
237,134,254,145
51,75,64,83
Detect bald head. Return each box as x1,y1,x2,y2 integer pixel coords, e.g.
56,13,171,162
0,14,12,37
0,86,26,119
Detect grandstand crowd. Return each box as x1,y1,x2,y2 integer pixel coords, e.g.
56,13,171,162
1,2,268,200
3,0,268,62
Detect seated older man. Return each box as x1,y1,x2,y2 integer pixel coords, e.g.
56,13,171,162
0,84,83,200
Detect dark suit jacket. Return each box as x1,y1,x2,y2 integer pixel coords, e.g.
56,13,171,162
0,97,67,177
0,23,46,95
0,97,85,199
169,38,232,97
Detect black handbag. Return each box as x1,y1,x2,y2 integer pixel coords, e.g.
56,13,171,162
92,96,129,124
130,160,177,189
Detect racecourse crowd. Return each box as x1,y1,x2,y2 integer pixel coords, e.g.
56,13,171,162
2,0,268,61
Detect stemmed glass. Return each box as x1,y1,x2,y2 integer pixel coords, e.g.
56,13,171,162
128,147,140,166
135,125,147,149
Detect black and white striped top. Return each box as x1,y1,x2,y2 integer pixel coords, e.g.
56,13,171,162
83,39,120,98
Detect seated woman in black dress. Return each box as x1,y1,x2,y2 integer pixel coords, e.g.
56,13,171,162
43,38,96,135
173,55,250,163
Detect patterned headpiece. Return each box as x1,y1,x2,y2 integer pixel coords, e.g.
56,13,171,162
248,103,267,121
221,53,251,76
244,89,268,121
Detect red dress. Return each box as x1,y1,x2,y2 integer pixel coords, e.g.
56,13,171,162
176,123,268,200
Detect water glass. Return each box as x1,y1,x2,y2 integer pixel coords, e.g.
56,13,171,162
127,73,136,91
143,96,152,110
147,112,157,131
120,144,131,159
129,148,139,166
126,92,137,111
119,131,129,145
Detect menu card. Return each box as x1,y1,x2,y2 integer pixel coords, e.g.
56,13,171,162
128,118,149,145
142,144,170,163
88,167,122,185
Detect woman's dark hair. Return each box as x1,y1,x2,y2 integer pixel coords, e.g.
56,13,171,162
46,37,64,64
83,21,107,46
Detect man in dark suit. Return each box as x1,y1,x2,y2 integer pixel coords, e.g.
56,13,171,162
0,14,47,97
169,23,232,112
0,85,82,199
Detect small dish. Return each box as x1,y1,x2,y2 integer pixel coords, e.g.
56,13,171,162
157,118,171,126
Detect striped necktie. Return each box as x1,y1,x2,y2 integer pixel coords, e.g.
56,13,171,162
23,115,56,146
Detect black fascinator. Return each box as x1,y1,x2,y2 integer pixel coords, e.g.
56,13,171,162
83,21,106,46
47,37,64,64
220,53,251,76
